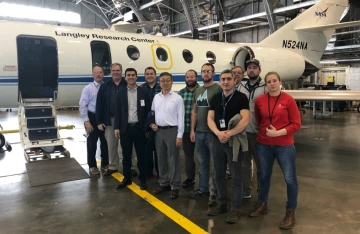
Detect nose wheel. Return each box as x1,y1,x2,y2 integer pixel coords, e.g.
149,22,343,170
0,133,12,152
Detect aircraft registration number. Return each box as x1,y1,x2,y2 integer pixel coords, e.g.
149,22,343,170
282,40,308,50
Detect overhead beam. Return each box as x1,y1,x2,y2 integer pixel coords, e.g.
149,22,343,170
173,0,317,36
264,0,277,34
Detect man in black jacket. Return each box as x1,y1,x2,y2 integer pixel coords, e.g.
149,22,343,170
114,68,151,190
96,63,127,176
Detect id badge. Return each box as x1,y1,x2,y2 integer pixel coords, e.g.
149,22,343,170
219,119,226,128
140,99,145,106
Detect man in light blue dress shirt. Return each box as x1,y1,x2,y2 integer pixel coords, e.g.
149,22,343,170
79,66,109,175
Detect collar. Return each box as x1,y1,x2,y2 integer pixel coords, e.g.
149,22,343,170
93,81,102,87
147,82,159,89
127,85,138,91
246,77,261,87
160,90,173,97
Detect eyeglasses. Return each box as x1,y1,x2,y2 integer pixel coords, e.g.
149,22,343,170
160,79,172,83
201,70,213,74
111,70,121,73
93,72,103,75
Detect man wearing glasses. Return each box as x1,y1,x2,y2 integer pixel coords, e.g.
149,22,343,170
188,63,222,206
151,72,184,199
79,65,109,175
232,66,247,90
96,63,127,176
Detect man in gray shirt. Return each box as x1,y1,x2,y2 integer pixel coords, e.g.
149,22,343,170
188,63,222,206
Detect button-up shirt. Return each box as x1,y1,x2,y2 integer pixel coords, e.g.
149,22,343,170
79,81,101,122
127,86,138,123
140,82,162,101
151,90,185,138
178,84,199,132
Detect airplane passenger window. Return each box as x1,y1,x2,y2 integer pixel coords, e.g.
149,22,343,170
182,49,193,63
90,41,112,75
206,51,216,64
127,45,140,60
156,47,168,62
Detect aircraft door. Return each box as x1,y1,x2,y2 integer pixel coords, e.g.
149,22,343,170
17,36,58,100
231,46,254,69
150,44,173,71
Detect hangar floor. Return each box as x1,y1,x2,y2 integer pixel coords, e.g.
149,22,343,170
0,109,360,234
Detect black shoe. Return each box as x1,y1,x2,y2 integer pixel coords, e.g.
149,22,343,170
140,180,148,190
226,210,241,224
182,179,195,188
103,169,117,176
170,189,179,199
116,178,132,189
188,189,210,198
154,185,171,194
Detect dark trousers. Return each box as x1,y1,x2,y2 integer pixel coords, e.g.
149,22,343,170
120,124,147,181
210,136,244,210
87,112,109,168
182,132,195,180
145,131,159,176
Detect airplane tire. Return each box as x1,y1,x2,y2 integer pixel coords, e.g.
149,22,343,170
0,134,5,149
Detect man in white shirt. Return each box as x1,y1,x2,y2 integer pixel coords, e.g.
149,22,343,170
79,66,109,175
150,72,185,199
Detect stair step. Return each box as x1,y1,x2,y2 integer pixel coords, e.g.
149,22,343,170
27,117,55,128
25,106,52,118
28,127,58,141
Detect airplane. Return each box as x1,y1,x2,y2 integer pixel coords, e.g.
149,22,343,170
0,0,360,109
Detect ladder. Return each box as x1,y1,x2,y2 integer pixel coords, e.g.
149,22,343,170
18,93,70,162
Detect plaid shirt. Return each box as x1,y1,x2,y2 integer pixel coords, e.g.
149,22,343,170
140,82,162,101
178,84,199,132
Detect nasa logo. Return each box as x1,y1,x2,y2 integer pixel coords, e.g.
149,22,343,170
315,7,328,19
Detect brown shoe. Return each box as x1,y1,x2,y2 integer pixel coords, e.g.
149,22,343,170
279,209,295,230
226,210,241,224
248,201,268,217
153,185,171,194
207,205,228,216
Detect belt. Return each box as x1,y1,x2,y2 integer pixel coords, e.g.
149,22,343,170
127,122,139,126
158,126,176,129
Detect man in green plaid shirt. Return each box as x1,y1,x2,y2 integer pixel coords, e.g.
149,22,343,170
178,69,199,188
140,67,161,178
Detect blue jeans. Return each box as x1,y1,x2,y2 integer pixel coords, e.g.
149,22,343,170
257,142,298,210
195,131,217,194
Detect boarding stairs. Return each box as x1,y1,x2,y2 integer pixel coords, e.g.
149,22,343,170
19,93,70,162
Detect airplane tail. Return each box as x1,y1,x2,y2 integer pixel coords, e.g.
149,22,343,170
260,0,351,66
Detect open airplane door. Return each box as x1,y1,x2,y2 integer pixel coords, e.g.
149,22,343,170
231,46,255,70
150,43,173,71
17,36,58,101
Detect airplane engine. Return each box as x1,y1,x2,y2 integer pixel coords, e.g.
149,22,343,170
231,45,315,82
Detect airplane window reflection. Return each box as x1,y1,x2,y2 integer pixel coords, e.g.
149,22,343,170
127,45,140,61
156,47,168,62
206,51,216,64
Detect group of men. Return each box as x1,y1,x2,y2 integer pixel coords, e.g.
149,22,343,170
79,58,267,224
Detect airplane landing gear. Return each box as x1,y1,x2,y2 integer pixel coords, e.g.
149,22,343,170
0,133,12,152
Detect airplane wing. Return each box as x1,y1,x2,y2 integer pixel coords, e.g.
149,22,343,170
295,20,360,32
283,90,360,101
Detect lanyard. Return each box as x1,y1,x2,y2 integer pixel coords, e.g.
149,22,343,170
268,92,281,124
93,82,100,90
222,88,236,119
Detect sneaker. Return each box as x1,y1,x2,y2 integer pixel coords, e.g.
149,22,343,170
242,194,252,199
188,189,210,198
208,195,217,206
182,179,195,188
226,210,241,224
90,167,100,175
207,205,228,216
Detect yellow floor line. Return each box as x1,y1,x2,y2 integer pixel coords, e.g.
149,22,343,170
112,172,208,234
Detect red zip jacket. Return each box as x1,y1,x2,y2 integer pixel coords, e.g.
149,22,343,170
255,92,301,146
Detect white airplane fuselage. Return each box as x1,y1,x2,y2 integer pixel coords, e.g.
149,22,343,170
0,21,308,108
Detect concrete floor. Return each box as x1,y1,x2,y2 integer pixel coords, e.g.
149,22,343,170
0,109,360,234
